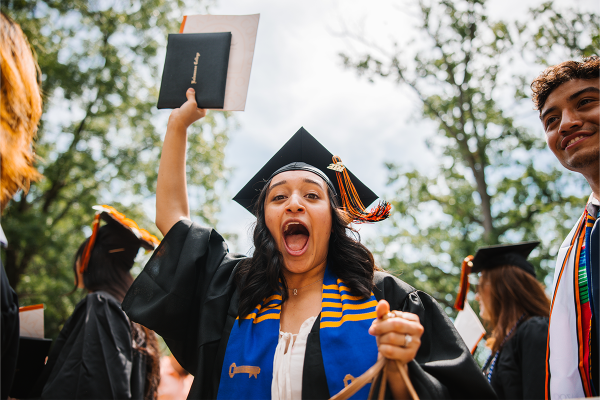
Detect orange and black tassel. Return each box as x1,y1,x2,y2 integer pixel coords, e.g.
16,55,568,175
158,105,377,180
328,155,391,223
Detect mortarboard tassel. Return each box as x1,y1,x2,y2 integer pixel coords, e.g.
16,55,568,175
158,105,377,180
454,255,474,311
79,213,101,274
328,156,391,223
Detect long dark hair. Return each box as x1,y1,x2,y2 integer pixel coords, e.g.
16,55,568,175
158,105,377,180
235,179,377,319
71,237,161,400
482,265,550,353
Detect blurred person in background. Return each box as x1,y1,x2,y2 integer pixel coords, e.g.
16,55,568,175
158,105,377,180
32,206,162,400
455,242,550,399
157,355,193,400
0,11,43,400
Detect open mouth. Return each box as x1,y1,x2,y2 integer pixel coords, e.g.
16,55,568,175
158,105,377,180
283,221,310,255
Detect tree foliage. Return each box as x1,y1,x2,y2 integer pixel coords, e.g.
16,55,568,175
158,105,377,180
1,0,231,339
341,0,598,313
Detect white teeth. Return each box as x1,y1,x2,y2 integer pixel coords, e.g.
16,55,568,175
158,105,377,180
567,136,584,147
284,222,300,233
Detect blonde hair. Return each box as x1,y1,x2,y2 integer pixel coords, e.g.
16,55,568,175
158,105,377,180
0,12,42,211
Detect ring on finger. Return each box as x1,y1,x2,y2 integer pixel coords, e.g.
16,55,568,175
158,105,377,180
404,333,412,347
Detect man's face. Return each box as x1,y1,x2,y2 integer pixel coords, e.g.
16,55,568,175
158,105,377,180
540,79,599,175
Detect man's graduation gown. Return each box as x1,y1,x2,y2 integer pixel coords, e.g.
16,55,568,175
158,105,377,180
33,291,148,399
123,220,496,399
484,316,548,399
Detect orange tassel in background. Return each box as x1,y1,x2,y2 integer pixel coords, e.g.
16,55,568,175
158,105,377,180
454,255,474,311
79,213,101,274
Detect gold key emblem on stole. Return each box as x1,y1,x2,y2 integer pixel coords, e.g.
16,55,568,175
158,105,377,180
229,363,261,378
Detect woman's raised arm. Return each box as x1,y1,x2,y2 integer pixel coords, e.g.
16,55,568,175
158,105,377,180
155,88,206,235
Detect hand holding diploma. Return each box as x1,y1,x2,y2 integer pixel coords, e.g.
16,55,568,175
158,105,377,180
168,88,206,130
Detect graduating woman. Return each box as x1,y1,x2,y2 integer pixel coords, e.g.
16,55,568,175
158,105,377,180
33,206,162,399
123,89,496,400
456,242,550,399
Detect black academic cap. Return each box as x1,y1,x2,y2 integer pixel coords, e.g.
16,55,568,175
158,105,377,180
454,241,540,311
232,127,390,222
94,220,146,268
79,206,160,273
471,241,540,277
96,206,159,252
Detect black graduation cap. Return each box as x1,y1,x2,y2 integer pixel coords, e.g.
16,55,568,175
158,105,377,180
232,127,390,222
454,241,540,311
79,206,160,273
471,241,540,277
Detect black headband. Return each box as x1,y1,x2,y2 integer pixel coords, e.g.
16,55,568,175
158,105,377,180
268,162,337,195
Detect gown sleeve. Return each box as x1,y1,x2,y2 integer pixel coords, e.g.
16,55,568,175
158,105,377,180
39,292,141,399
1,261,19,400
375,272,497,400
493,316,548,400
122,219,246,378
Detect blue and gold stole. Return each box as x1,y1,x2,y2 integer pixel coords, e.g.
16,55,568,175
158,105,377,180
216,265,379,400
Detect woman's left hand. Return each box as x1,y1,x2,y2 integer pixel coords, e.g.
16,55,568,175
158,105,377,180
369,300,424,364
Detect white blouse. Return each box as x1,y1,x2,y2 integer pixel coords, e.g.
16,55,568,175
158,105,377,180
271,316,317,400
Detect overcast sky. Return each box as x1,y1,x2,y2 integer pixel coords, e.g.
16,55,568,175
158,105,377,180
168,0,595,255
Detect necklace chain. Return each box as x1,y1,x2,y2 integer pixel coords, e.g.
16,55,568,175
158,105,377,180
291,278,323,295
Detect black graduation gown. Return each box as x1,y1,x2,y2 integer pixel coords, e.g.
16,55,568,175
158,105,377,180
32,291,147,399
1,260,20,400
484,316,548,400
123,219,496,400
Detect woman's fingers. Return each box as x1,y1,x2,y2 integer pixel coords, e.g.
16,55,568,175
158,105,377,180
377,341,420,363
369,311,423,338
392,310,420,322
377,330,421,348
369,300,424,364
374,324,423,363
185,87,197,103
170,88,206,129
182,88,206,120
376,299,391,319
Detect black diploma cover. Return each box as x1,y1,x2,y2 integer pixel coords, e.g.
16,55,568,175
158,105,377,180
157,32,232,109
10,337,52,398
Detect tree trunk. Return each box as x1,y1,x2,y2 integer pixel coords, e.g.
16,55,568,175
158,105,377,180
473,168,494,242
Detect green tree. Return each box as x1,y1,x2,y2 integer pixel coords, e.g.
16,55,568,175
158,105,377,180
1,0,232,339
340,0,598,312
520,2,599,65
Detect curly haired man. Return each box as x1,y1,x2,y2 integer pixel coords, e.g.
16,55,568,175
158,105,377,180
532,56,599,399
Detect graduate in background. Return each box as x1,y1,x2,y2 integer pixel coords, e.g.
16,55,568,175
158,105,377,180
456,242,549,399
32,206,162,400
122,89,496,400
0,11,43,400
